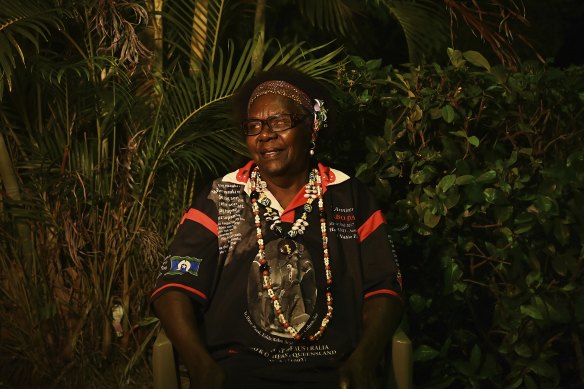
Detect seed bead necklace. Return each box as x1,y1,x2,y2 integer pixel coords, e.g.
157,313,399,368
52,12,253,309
250,166,333,342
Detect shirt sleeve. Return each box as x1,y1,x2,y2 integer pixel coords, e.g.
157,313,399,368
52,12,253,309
150,183,219,307
354,180,403,301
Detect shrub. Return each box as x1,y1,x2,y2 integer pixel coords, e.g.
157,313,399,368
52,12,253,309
336,52,584,388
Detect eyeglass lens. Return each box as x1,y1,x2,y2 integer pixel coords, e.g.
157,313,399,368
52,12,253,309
243,113,306,135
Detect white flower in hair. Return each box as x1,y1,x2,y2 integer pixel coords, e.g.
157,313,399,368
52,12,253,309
313,99,328,128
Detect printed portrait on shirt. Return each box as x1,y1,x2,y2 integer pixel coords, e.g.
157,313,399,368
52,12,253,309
247,239,317,337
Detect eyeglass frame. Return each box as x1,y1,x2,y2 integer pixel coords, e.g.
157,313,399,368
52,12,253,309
241,112,313,136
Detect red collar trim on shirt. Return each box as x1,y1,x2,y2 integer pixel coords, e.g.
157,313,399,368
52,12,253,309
279,163,344,222
234,160,255,183
226,161,348,188
223,161,350,222
317,162,337,194
280,187,310,222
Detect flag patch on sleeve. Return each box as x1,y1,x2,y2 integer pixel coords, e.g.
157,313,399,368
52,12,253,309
164,256,203,276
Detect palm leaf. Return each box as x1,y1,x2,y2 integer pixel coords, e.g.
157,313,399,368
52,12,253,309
297,0,364,36
136,39,345,208
0,1,66,96
162,0,227,73
376,0,450,64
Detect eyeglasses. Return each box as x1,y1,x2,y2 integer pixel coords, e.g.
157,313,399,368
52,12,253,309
242,113,311,136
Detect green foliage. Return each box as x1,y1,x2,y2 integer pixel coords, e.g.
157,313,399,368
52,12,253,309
0,0,67,96
338,52,584,387
0,0,344,387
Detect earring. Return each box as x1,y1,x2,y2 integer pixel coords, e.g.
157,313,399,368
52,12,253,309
309,141,316,156
313,117,320,131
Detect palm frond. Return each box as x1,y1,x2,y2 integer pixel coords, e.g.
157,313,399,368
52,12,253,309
162,0,228,73
0,1,67,96
136,39,345,205
297,0,363,36
270,40,347,79
378,0,450,64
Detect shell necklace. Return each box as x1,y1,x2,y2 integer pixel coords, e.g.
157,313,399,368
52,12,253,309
250,166,333,342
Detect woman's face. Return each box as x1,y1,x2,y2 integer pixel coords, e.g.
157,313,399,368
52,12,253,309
245,93,314,181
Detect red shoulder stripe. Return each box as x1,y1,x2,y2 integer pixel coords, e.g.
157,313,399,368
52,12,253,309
364,289,401,300
180,208,218,236
151,283,208,301
358,210,386,242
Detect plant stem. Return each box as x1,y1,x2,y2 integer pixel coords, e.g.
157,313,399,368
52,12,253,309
251,0,266,74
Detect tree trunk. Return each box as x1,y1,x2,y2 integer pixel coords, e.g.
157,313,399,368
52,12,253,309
190,0,209,74
252,0,266,74
0,132,32,260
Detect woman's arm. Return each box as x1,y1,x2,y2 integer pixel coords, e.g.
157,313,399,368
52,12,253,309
153,291,225,389
339,296,403,389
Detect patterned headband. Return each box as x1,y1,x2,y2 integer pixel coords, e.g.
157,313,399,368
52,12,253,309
248,80,312,112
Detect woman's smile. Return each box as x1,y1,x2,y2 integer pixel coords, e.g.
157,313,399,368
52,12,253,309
246,94,313,183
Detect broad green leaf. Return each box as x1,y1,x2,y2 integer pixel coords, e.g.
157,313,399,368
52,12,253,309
532,195,557,214
463,50,491,71
494,206,513,223
470,344,481,371
429,107,442,119
520,304,543,320
515,224,534,234
437,174,456,192
508,377,524,389
455,175,475,185
385,165,401,177
514,343,533,358
409,294,427,313
411,104,423,122
366,152,381,166
443,190,460,209
423,209,441,228
450,130,467,138
452,360,473,376
447,48,465,68
560,283,575,292
476,170,497,183
365,136,386,154
515,212,536,224
497,227,514,243
394,151,409,162
467,136,480,147
366,58,382,71
524,375,537,389
414,224,433,236
483,188,499,204
411,166,435,184
506,151,518,167
423,186,436,198
441,104,455,123
528,359,557,378
413,345,440,362
525,270,542,289
355,163,368,178
444,259,463,294
349,55,366,67
359,89,371,103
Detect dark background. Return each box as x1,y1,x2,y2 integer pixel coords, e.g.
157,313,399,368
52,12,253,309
265,0,584,68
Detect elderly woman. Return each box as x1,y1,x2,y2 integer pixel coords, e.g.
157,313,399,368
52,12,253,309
151,66,403,389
